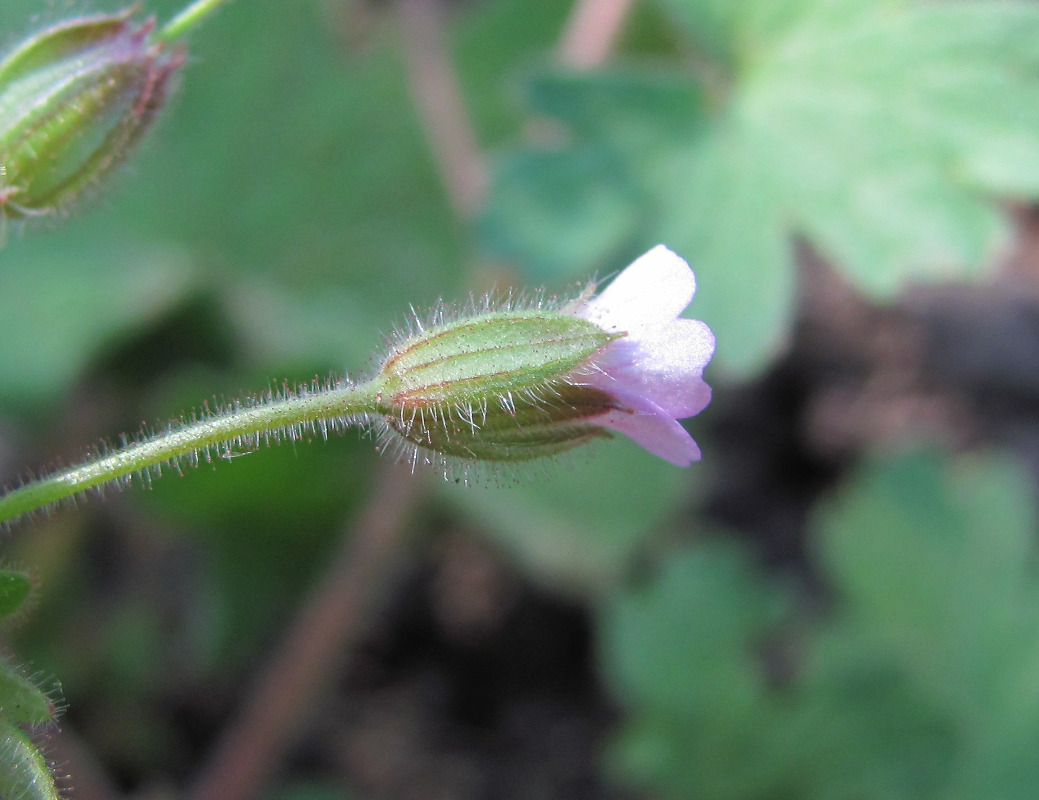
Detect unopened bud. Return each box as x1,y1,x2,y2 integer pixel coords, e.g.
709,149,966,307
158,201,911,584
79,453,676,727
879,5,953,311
0,721,61,800
0,8,184,219
373,309,622,462
0,566,35,622
373,246,717,469
0,668,55,726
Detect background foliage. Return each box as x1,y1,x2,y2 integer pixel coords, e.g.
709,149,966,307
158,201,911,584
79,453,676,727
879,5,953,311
3,0,1039,798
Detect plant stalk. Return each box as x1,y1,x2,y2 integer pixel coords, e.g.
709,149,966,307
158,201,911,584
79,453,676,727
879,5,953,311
0,383,377,526
157,0,235,43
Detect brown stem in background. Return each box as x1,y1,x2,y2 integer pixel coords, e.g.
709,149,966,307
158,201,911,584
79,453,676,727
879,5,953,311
558,0,635,69
399,0,487,218
187,461,425,800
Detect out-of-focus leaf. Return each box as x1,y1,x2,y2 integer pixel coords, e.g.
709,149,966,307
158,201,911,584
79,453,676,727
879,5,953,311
0,238,197,406
600,540,791,797
0,566,34,622
601,450,1039,799
482,0,1039,373
479,146,641,280
655,0,821,66
816,451,1039,715
440,436,694,595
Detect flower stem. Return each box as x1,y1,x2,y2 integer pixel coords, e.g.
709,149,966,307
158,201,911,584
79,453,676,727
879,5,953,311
0,382,379,526
156,0,235,43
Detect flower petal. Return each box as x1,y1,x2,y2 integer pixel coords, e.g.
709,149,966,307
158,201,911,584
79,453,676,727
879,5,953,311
595,390,702,466
591,317,714,417
580,245,696,333
566,244,714,466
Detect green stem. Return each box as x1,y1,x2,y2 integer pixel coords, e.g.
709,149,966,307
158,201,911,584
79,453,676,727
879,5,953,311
0,382,380,526
156,0,235,43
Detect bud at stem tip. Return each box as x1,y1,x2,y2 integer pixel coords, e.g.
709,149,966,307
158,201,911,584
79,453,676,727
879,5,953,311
373,245,715,467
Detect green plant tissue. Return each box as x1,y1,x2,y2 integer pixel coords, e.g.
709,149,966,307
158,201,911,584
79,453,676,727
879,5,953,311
600,449,1039,799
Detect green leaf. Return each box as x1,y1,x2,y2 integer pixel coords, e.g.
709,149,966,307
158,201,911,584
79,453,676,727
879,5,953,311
599,450,1039,799
812,449,1039,799
440,436,695,595
815,450,1039,716
0,238,197,407
600,541,792,796
603,541,787,712
656,0,824,61
482,0,1039,373
479,146,641,281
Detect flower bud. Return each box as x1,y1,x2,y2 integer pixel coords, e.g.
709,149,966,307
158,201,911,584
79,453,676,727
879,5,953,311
0,8,184,219
0,721,61,800
0,667,55,726
373,246,716,469
0,566,36,622
373,309,624,462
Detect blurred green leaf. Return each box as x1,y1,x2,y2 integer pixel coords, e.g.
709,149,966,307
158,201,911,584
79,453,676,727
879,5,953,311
0,238,197,406
440,436,695,595
262,783,354,800
816,451,1039,710
600,540,792,797
601,449,1039,799
814,450,1039,798
482,0,1039,373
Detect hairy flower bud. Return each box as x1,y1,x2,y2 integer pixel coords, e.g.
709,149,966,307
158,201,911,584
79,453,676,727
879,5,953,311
0,667,56,726
0,722,61,800
373,310,622,462
372,246,717,469
0,8,184,219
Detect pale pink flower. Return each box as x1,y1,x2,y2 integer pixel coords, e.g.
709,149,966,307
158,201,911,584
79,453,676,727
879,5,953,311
573,245,715,465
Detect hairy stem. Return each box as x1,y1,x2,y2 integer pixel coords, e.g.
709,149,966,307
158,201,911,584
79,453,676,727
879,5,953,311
0,382,378,526
157,0,235,42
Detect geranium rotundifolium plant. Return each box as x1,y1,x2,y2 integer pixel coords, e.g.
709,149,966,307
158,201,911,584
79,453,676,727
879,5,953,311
0,245,715,526
0,240,713,795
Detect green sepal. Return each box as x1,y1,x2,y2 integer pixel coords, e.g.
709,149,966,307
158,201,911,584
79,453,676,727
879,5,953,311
385,382,617,463
0,664,56,726
373,308,619,462
0,10,133,87
375,309,616,406
0,566,36,622
0,718,60,800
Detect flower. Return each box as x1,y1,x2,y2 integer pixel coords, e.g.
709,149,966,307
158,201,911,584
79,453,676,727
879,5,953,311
0,8,184,220
573,245,715,465
372,245,714,468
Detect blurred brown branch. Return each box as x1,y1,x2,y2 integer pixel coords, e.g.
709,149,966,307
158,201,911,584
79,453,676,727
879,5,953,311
399,0,487,217
188,461,425,800
558,0,634,69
